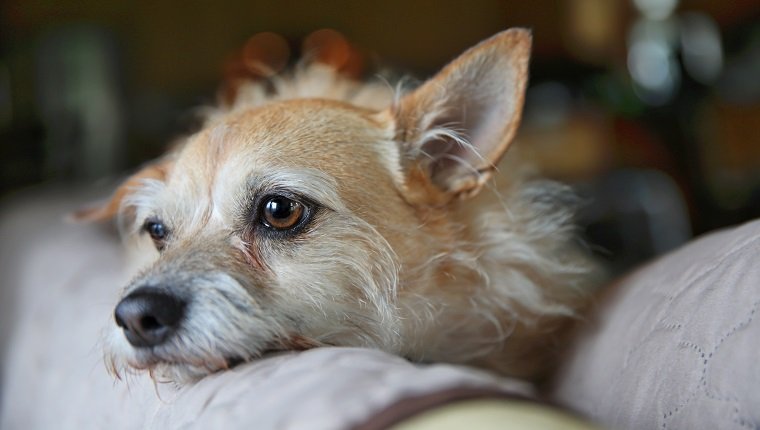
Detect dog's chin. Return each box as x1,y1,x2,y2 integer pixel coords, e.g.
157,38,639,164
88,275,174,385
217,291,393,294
107,352,252,385
104,333,302,384
127,351,298,384
149,359,236,384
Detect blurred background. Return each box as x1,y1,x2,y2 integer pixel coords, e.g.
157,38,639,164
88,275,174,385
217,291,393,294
0,0,758,275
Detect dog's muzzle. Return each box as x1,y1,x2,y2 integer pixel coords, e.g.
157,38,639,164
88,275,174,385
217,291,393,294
114,287,186,348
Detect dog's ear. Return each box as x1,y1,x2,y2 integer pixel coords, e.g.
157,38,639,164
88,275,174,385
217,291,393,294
71,158,172,222
389,29,531,205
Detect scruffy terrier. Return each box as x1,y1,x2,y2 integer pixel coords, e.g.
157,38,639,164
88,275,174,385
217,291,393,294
79,29,596,384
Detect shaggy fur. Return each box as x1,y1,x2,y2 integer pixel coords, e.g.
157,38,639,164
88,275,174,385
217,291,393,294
81,29,597,384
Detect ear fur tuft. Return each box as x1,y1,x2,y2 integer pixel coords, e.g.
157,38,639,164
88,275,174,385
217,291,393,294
390,28,532,205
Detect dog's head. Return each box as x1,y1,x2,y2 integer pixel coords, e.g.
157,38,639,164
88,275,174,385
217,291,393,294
79,29,531,383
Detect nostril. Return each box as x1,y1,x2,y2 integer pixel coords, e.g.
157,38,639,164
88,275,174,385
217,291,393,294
114,287,186,348
140,315,161,330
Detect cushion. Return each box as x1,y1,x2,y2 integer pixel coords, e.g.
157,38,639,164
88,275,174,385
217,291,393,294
552,219,760,429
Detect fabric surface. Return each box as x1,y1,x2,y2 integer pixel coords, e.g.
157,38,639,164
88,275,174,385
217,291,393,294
552,219,760,429
147,348,534,430
0,188,533,430
390,400,598,430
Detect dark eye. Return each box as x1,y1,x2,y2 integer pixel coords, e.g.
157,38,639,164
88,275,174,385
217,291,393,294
260,196,305,230
143,218,168,250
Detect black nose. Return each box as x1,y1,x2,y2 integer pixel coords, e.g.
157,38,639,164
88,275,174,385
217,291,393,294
114,287,186,348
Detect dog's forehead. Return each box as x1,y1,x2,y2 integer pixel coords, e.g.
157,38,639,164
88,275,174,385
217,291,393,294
186,101,394,171
165,99,403,212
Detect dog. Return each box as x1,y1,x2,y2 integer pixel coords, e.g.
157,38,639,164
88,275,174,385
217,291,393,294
78,28,597,384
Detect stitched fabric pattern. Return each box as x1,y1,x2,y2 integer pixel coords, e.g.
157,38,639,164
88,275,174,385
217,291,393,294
553,220,760,429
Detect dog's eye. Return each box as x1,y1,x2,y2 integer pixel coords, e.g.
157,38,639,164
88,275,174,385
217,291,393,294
143,219,168,250
261,196,305,230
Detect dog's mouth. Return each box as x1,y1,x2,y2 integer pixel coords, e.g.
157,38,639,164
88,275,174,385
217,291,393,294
220,337,322,369
132,347,290,368
111,334,322,382
222,348,290,369
224,355,246,368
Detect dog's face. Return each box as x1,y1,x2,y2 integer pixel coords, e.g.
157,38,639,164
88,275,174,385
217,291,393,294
107,101,422,381
80,29,531,383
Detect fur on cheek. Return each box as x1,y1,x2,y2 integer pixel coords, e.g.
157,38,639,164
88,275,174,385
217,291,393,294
267,214,404,353
394,178,598,377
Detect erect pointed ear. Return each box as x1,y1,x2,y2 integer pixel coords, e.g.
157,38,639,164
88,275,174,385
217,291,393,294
389,29,531,205
71,158,173,222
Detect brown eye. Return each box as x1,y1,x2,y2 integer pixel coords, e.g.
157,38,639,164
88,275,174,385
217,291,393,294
261,196,304,230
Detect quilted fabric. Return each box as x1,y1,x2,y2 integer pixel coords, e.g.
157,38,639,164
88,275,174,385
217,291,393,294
553,219,760,429
148,348,534,430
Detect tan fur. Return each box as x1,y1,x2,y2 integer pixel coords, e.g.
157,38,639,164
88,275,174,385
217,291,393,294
84,29,598,384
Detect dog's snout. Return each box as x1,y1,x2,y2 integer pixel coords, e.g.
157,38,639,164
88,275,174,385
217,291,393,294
114,287,186,348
